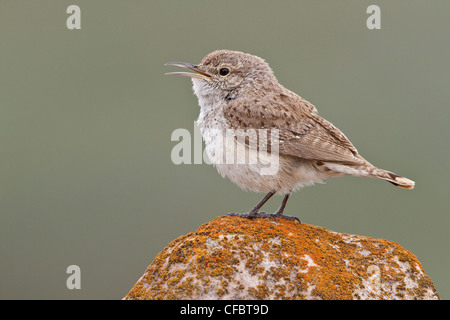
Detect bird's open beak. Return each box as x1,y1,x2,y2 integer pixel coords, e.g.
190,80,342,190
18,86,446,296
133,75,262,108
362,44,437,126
165,62,212,80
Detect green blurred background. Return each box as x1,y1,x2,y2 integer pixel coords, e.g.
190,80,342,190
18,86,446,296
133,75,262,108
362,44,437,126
1,0,449,299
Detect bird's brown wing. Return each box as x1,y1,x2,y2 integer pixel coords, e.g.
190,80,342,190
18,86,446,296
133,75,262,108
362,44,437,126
279,114,363,164
223,90,364,165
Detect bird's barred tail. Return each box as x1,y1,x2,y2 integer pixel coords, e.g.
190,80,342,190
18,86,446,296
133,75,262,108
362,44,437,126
366,167,415,189
321,162,415,189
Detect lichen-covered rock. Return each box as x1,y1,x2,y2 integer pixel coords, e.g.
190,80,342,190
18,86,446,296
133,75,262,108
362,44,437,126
124,216,439,300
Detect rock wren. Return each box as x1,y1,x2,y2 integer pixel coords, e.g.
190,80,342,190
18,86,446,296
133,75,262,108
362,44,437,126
165,50,415,222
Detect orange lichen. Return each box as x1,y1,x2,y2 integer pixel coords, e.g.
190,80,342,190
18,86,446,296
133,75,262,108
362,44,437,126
124,216,439,300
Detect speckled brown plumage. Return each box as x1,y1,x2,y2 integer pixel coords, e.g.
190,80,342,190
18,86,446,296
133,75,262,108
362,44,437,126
166,50,414,220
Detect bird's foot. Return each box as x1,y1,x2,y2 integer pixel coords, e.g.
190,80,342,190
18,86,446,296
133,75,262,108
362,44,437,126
227,211,301,223
273,213,302,223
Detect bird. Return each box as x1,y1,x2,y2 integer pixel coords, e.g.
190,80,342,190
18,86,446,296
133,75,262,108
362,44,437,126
165,50,415,222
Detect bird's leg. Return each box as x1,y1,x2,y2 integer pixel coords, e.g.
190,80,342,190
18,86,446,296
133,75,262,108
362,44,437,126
247,192,275,216
227,192,275,218
227,192,301,223
272,193,301,223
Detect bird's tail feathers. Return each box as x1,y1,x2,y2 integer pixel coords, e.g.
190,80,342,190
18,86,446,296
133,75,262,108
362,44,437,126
321,162,415,189
367,167,415,189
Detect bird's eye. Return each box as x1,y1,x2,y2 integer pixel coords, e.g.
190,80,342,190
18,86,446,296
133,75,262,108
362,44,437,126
219,68,230,76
